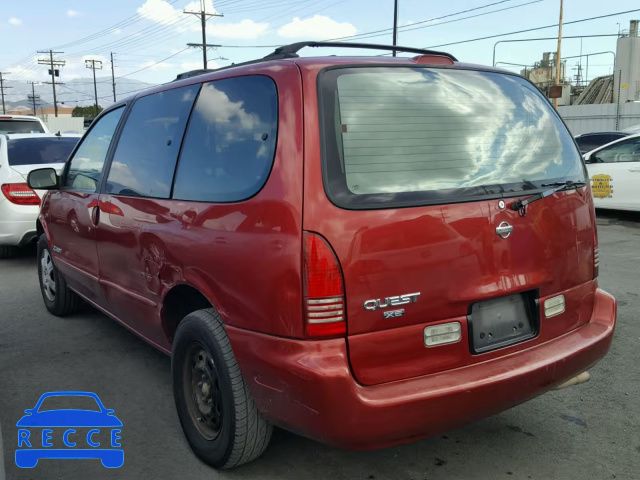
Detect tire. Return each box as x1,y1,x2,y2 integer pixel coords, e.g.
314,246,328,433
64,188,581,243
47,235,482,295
172,309,272,469
0,245,17,258
37,235,81,316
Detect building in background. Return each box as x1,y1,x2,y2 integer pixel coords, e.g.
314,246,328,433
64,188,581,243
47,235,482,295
613,20,640,104
520,52,571,105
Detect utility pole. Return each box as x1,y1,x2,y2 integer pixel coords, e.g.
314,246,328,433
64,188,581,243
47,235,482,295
38,50,65,117
553,0,564,109
0,72,12,114
185,0,223,69
392,0,399,57
85,59,103,114
110,52,117,102
27,81,40,116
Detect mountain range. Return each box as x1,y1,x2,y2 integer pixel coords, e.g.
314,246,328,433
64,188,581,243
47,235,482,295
4,76,156,110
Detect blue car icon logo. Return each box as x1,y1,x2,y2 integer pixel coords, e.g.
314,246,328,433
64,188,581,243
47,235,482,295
15,391,123,468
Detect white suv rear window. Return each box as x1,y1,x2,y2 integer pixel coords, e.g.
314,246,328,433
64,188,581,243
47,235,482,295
0,120,45,134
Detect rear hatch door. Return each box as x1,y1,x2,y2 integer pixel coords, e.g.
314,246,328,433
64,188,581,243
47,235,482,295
310,65,596,385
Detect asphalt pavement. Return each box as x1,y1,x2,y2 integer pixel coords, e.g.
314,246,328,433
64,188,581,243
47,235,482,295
0,211,639,480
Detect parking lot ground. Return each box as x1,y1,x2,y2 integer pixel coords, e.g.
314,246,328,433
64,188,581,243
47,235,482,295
1,211,639,480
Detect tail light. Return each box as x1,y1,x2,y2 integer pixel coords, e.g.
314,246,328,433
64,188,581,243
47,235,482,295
303,232,346,337
593,245,599,279
1,183,40,206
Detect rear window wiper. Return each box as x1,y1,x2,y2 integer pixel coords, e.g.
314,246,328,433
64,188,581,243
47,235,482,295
512,180,587,214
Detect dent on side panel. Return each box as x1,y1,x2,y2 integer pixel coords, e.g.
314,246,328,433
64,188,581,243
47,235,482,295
105,65,306,341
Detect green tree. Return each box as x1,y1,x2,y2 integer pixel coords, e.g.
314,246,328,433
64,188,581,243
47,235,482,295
72,105,103,117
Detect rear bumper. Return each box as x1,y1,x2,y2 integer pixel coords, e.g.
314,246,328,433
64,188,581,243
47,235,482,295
0,201,39,246
228,288,616,449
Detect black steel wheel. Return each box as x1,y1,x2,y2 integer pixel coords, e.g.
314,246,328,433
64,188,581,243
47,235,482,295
172,308,272,469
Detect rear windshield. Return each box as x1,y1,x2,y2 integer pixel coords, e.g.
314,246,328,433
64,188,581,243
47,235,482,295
0,120,45,134
7,137,79,166
319,67,585,209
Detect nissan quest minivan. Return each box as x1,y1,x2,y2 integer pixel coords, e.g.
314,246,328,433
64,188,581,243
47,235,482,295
28,42,617,469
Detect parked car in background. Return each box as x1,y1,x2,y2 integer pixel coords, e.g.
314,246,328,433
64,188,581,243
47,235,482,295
0,115,49,134
28,42,616,469
584,132,640,212
574,131,629,154
0,133,80,257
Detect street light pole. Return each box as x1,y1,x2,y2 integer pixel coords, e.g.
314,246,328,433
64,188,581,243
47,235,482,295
392,0,398,57
553,0,564,109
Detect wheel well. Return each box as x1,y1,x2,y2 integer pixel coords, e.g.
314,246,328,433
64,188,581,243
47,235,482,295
162,285,212,344
36,220,44,238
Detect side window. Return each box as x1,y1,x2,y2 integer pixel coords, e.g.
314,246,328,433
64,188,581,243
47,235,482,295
106,85,200,198
63,107,125,192
594,139,640,163
172,76,278,202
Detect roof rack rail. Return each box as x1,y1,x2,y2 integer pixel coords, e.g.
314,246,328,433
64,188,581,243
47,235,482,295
262,41,458,61
174,68,216,81
171,42,458,83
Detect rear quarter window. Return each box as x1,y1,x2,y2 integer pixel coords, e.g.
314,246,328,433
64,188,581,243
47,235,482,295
106,85,200,198
172,75,278,203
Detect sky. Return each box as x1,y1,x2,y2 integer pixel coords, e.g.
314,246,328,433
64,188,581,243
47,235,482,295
1,0,639,105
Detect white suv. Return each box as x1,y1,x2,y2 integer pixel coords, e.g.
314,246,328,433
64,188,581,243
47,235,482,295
0,133,80,257
0,115,49,134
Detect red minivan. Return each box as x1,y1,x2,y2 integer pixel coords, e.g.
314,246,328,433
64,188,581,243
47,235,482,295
28,42,616,469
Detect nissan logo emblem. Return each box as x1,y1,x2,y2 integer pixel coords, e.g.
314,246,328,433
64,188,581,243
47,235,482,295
495,221,513,239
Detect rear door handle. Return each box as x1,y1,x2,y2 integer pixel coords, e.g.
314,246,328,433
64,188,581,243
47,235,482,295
91,206,100,226
629,168,640,172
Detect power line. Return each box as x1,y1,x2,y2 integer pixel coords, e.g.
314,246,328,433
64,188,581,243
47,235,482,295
343,0,543,45
52,0,181,50
423,7,640,50
69,14,189,56
3,0,183,80
331,0,519,42
117,48,190,78
223,0,311,14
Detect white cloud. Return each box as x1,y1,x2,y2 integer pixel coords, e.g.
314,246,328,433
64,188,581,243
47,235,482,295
9,17,22,26
278,15,356,39
138,0,218,25
137,0,178,24
206,19,268,39
112,29,122,35
184,0,218,15
67,10,80,17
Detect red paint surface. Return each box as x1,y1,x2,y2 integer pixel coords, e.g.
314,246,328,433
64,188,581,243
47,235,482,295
229,289,615,448
38,55,616,448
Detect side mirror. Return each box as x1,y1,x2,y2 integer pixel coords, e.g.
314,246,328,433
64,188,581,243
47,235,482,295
583,153,595,164
23,409,33,414
27,168,58,190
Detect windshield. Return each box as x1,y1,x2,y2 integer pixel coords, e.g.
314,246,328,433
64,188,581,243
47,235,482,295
7,137,79,166
319,67,584,208
37,395,101,412
0,120,45,134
